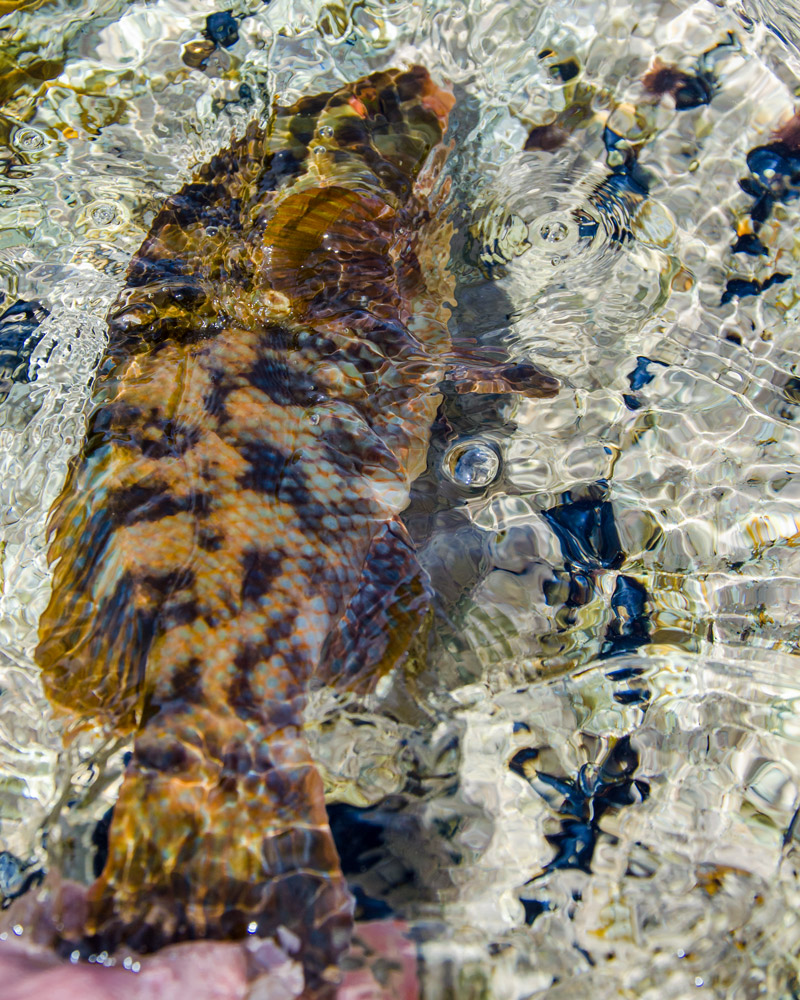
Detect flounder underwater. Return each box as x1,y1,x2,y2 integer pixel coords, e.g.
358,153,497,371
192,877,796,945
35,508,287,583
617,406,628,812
34,65,461,992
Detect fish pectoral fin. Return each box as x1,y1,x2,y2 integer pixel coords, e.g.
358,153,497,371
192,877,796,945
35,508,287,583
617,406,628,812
317,518,432,692
446,357,561,398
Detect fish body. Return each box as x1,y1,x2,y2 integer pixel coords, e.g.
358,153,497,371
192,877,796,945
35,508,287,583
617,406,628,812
36,66,454,987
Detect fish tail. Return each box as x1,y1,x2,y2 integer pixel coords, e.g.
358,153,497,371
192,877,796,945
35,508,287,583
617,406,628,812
85,702,351,987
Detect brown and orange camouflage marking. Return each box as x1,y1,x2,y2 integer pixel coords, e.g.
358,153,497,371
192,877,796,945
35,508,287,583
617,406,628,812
36,65,455,990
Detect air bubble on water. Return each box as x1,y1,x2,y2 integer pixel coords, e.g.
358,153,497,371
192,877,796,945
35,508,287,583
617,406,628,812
313,145,326,155
319,125,334,138
90,203,119,227
528,211,584,258
540,220,569,243
12,924,22,936
443,440,501,487
13,128,44,151
70,950,80,963
248,920,258,933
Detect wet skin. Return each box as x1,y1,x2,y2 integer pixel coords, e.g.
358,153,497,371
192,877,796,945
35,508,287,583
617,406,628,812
0,883,419,1000
0,935,417,1000
1,937,256,1000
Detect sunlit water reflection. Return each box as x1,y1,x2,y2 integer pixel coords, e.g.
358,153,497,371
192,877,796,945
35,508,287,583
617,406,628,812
3,0,800,995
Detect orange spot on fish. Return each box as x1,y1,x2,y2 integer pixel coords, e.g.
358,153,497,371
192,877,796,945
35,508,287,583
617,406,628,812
348,95,368,118
420,80,455,129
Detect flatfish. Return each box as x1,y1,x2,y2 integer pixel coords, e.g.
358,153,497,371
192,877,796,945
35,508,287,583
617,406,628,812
35,65,455,991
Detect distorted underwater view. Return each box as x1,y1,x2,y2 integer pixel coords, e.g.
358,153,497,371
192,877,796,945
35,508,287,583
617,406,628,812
3,0,800,997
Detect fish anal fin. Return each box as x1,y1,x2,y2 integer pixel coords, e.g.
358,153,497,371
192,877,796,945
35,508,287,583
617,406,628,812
318,519,431,693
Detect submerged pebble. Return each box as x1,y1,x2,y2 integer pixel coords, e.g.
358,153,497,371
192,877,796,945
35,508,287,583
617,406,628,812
0,299,49,389
205,11,239,48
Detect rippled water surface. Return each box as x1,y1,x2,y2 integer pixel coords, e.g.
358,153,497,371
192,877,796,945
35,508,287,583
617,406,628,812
4,0,800,996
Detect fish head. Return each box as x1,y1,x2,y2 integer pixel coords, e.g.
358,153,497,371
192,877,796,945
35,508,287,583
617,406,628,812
312,66,455,202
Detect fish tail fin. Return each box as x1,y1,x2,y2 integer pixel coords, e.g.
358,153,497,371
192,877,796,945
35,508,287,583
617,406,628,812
83,705,351,990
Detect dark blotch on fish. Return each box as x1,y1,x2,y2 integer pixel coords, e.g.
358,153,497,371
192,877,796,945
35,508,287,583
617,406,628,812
256,150,304,198
136,737,190,775
170,657,204,705
143,567,196,599
197,530,223,552
168,183,242,234
237,443,289,495
229,644,268,722
139,420,202,460
107,483,206,526
247,357,324,408
241,548,284,602
160,599,200,630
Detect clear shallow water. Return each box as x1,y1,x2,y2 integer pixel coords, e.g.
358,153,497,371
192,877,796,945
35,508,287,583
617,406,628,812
3,0,800,996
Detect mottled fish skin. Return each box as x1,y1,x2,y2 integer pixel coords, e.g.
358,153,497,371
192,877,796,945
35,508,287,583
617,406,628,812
36,66,455,989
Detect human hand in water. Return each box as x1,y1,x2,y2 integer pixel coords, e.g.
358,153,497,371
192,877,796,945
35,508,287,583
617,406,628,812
0,879,419,1000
